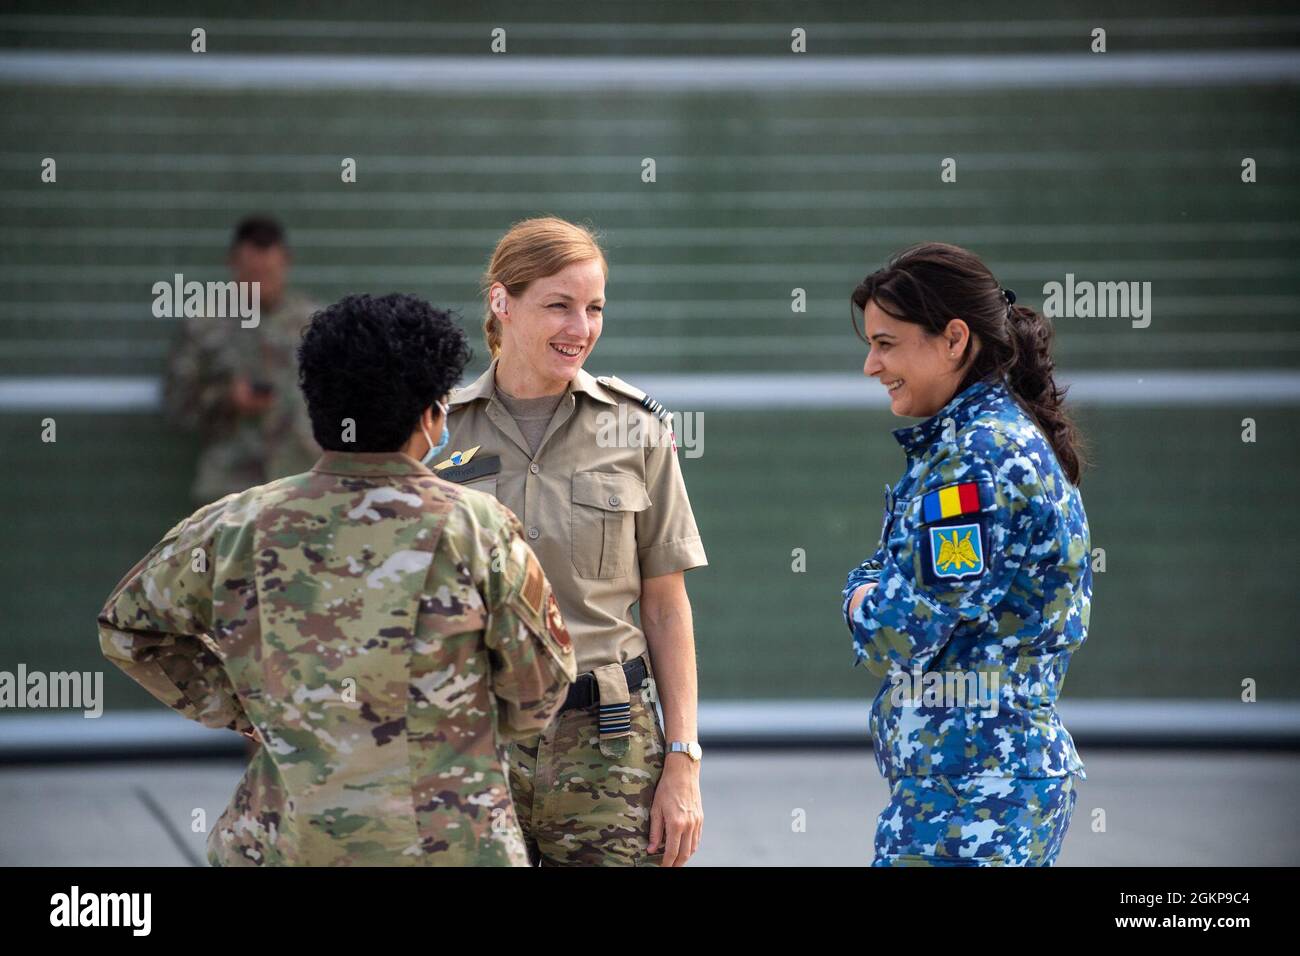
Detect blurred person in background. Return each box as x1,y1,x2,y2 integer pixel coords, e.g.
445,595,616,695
163,214,320,506
437,217,707,866
99,293,575,866
842,243,1091,867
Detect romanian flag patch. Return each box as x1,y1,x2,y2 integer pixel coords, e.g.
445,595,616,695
921,481,986,523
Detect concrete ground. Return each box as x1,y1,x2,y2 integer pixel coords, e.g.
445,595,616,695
0,749,1296,866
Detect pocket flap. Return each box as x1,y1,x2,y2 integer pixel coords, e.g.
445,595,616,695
572,472,651,512
463,477,498,500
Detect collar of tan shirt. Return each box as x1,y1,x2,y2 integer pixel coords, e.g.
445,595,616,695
450,356,618,409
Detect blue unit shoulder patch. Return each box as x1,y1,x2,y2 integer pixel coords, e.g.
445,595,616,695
926,522,985,582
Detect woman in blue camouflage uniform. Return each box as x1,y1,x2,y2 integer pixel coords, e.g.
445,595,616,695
842,243,1091,866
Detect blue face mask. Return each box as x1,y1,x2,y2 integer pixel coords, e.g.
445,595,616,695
421,401,450,465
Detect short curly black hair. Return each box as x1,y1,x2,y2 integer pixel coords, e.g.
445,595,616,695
297,293,472,452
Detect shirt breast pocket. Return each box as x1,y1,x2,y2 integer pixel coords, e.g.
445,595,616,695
571,471,652,579
463,477,498,500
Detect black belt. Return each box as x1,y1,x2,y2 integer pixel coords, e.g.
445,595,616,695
560,657,648,713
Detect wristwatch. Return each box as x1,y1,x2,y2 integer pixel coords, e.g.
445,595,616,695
668,741,703,762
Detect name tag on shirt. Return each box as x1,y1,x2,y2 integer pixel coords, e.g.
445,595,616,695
437,454,501,484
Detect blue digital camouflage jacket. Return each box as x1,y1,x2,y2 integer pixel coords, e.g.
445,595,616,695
842,376,1091,780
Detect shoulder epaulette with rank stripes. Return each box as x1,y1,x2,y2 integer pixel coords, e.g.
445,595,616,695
595,375,673,426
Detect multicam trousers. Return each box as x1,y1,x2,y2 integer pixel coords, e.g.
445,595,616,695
872,773,1079,866
506,669,665,866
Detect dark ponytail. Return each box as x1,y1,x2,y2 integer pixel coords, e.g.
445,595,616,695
851,242,1088,484
1004,303,1085,484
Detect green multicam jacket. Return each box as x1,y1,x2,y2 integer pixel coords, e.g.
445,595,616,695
98,451,576,866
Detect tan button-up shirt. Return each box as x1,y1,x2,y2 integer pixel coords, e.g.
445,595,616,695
440,358,707,674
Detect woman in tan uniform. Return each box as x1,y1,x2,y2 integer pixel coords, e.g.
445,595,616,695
436,217,708,866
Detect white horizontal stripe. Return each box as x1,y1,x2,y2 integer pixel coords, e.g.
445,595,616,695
4,334,1300,363
1052,332,1300,351
4,295,1297,322
635,370,1300,407
572,334,1300,356
4,333,1297,360
0,376,159,410
2,371,1298,412
1,51,1297,91
1,700,1296,757
693,699,1300,744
